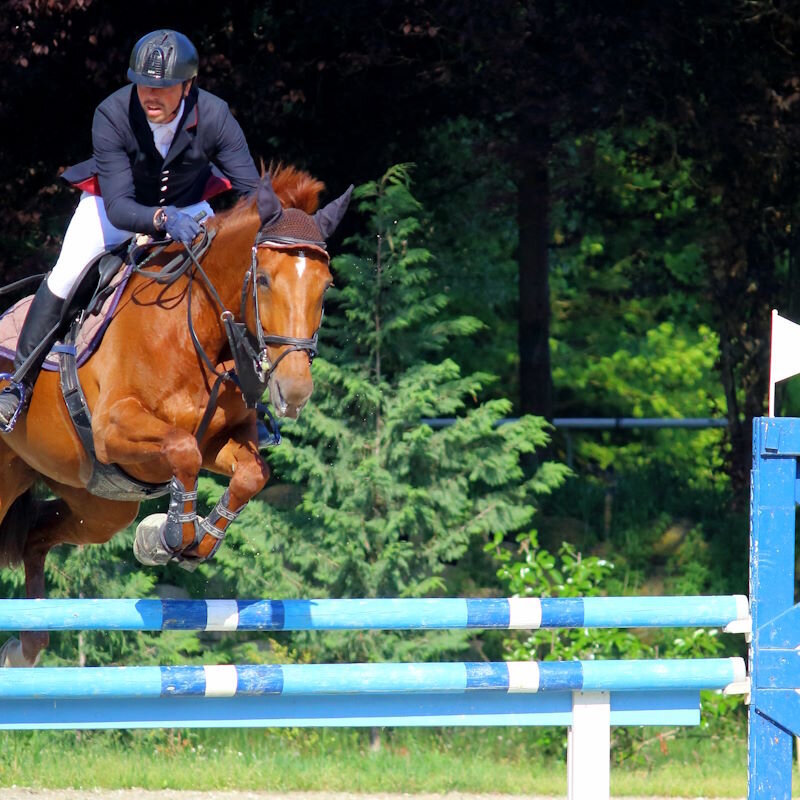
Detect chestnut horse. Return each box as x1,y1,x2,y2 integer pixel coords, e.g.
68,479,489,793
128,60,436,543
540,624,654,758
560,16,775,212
0,166,351,667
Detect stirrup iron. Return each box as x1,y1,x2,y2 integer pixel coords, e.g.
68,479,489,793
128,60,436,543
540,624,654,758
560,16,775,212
0,374,28,434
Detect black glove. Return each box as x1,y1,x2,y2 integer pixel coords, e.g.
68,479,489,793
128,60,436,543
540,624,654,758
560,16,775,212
163,206,202,245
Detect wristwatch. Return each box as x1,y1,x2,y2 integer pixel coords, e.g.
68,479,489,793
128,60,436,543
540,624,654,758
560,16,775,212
153,207,167,231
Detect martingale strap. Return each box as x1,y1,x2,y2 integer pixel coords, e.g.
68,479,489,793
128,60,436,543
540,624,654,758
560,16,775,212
221,312,268,408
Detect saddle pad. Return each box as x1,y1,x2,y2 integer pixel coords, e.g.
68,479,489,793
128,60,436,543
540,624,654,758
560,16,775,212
0,264,132,372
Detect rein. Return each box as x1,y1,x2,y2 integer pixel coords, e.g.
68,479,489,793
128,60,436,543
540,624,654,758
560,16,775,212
0,274,45,297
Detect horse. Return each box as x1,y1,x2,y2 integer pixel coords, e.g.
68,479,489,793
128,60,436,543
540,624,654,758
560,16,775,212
0,165,351,667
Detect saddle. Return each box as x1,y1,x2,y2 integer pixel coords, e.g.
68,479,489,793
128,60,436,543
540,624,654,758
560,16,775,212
0,244,132,373
0,242,171,500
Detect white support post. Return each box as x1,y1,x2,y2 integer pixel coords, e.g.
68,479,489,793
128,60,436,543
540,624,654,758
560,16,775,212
567,690,611,800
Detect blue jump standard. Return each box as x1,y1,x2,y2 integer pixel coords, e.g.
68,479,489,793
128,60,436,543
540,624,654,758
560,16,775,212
0,658,745,700
0,595,749,631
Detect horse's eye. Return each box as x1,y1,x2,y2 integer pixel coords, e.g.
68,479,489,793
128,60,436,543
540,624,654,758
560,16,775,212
257,274,269,288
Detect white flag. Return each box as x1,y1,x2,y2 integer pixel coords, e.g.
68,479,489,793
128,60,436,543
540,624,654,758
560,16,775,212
769,310,800,416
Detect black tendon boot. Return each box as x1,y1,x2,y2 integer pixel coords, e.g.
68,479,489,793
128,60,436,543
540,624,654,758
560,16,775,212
0,281,65,429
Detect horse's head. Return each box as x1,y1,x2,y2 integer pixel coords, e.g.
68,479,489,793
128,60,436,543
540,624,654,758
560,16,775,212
248,175,352,419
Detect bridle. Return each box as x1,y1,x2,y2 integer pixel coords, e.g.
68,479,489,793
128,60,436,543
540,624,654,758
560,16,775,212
240,228,330,382
133,221,330,444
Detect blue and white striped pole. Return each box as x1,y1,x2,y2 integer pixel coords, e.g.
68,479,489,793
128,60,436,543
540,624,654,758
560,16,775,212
0,596,750,632
0,658,746,700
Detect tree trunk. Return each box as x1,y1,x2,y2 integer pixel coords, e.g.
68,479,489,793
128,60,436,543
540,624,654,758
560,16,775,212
518,153,553,418
712,229,773,505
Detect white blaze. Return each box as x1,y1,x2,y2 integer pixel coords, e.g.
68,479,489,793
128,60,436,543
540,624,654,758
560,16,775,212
295,255,307,278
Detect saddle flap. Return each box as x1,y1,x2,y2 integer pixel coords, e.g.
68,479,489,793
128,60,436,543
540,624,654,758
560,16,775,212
64,241,130,317
0,261,132,373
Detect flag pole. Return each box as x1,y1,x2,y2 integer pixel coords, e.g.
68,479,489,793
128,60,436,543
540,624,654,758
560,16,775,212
769,309,777,417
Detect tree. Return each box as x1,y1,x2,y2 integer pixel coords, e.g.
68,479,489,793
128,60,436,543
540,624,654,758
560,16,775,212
252,165,570,664
4,1,799,494
549,123,726,477
643,1,800,494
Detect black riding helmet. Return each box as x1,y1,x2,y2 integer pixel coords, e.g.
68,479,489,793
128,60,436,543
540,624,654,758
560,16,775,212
127,30,198,88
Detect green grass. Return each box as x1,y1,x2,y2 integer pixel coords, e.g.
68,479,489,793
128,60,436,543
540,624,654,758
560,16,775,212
0,726,792,796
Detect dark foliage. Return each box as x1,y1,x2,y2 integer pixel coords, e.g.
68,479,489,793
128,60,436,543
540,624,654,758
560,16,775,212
3,1,800,492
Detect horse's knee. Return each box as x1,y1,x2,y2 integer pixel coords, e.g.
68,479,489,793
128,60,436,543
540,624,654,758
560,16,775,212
161,429,203,476
231,459,271,500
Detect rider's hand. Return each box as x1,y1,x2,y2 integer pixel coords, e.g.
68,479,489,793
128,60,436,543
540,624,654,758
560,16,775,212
163,206,202,245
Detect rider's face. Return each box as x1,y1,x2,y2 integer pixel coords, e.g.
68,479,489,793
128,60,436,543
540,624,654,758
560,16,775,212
136,82,190,124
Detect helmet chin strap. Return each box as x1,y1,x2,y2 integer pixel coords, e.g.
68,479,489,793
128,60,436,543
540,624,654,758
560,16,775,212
166,83,191,123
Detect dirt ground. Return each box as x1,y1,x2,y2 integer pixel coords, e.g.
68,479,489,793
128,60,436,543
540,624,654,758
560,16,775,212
0,791,742,800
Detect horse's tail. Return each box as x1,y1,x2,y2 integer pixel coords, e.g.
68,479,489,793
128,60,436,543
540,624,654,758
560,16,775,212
0,488,36,568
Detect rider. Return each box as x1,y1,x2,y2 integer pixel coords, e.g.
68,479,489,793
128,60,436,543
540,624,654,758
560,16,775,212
0,29,281,428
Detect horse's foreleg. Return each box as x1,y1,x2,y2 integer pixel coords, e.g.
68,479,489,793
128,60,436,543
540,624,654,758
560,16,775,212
95,398,268,565
93,397,205,564
195,424,271,559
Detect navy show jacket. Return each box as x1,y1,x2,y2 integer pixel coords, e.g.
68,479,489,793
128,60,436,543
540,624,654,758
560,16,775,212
61,84,262,233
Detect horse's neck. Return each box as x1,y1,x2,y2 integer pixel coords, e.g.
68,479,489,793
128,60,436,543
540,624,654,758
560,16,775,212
201,212,261,311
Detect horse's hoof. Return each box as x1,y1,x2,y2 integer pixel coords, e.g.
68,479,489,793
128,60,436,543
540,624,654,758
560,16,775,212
133,513,172,566
0,636,38,667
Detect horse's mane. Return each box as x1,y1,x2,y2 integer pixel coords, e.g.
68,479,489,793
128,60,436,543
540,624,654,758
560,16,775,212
268,163,326,213
212,163,326,236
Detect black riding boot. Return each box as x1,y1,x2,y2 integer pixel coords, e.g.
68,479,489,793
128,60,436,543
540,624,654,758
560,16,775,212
0,281,65,428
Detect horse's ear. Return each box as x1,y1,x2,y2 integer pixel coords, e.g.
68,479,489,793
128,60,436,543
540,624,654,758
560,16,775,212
257,176,283,226
314,185,354,240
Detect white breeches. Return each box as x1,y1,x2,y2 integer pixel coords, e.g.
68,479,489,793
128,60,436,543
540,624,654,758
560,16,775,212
46,193,214,299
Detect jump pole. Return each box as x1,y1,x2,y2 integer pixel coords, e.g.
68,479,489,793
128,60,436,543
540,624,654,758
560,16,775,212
4,415,800,798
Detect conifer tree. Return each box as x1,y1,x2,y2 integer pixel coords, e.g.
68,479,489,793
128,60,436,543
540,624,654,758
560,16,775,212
257,164,570,663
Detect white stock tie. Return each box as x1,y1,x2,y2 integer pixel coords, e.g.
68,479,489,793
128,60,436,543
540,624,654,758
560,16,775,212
153,127,173,158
